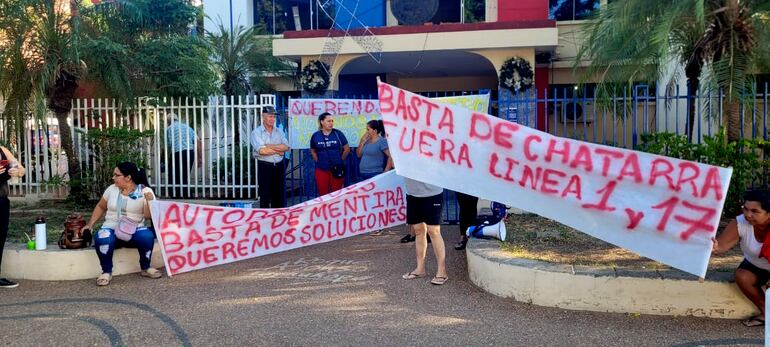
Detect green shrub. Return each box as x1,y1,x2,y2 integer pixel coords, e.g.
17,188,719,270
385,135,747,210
79,126,155,201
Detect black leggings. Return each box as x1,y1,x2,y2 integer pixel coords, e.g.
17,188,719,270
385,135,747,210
456,192,478,237
0,197,9,274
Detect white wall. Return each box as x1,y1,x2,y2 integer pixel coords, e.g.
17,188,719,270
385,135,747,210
656,58,719,141
203,0,253,34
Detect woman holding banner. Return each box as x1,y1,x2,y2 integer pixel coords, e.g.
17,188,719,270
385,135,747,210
712,190,770,327
356,120,392,181
310,113,350,196
81,162,162,286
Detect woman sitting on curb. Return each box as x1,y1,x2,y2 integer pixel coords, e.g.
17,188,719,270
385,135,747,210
82,162,162,286
712,189,770,327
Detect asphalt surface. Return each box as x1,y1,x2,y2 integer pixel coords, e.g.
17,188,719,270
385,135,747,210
0,225,764,346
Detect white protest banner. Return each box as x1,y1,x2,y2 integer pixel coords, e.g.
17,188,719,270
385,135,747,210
288,94,489,149
150,171,406,276
377,81,732,277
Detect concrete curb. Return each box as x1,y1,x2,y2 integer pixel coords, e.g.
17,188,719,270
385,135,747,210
0,242,164,281
466,238,756,319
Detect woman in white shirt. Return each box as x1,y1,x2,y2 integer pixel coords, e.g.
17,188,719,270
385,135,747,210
713,190,770,327
82,162,161,286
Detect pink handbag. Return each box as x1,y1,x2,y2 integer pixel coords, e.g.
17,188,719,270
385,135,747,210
116,216,139,241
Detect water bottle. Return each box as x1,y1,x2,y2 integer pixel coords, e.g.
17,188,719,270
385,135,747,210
34,216,46,250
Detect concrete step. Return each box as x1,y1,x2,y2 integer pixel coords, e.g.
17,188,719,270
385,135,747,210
1,242,164,281
466,238,754,319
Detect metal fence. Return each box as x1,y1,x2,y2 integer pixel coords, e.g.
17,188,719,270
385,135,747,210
4,95,275,199
74,95,278,199
6,84,769,218
0,116,67,198
498,84,770,147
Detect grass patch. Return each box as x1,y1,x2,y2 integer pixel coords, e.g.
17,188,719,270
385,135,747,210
502,214,741,272
8,200,92,244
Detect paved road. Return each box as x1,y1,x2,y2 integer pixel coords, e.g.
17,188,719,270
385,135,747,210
0,226,764,346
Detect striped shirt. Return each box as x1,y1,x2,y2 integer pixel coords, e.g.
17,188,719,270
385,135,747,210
166,121,197,152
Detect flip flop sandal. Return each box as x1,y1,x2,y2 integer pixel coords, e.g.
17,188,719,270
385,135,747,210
430,276,448,285
402,272,425,280
743,316,765,327
96,273,112,287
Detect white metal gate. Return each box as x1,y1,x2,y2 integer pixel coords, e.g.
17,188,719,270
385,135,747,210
4,95,276,199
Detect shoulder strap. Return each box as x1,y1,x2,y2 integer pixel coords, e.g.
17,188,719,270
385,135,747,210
332,130,343,153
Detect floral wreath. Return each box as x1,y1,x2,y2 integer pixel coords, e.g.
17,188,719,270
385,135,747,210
300,60,331,95
499,56,534,94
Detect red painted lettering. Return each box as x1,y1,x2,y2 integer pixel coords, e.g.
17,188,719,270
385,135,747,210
624,208,644,229
187,229,204,247
617,153,643,183
675,162,700,197
545,139,570,164
419,131,437,157
523,135,541,161
562,175,582,200
569,145,593,172
649,158,676,189
494,122,519,150
700,167,724,201
582,180,618,212
222,242,236,260
437,107,454,134
409,94,423,123
541,169,566,195
395,90,409,119
162,231,184,253
399,127,416,152
594,148,624,177
519,165,542,189
675,201,718,241
378,83,394,112
439,139,456,163
469,113,492,140
651,196,678,232
203,246,218,263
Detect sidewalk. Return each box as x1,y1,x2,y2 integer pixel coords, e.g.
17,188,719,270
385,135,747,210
0,226,763,346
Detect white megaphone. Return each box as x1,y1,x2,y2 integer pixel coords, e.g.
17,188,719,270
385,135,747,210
466,220,507,241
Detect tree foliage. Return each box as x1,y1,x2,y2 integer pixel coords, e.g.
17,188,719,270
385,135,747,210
0,0,217,200
576,0,770,141
207,22,295,96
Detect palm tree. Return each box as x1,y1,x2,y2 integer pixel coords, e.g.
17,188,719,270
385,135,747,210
0,0,89,193
576,0,770,142
207,23,295,96
207,23,295,143
208,24,257,97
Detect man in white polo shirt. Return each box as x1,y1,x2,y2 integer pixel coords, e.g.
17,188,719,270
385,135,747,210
250,106,290,208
